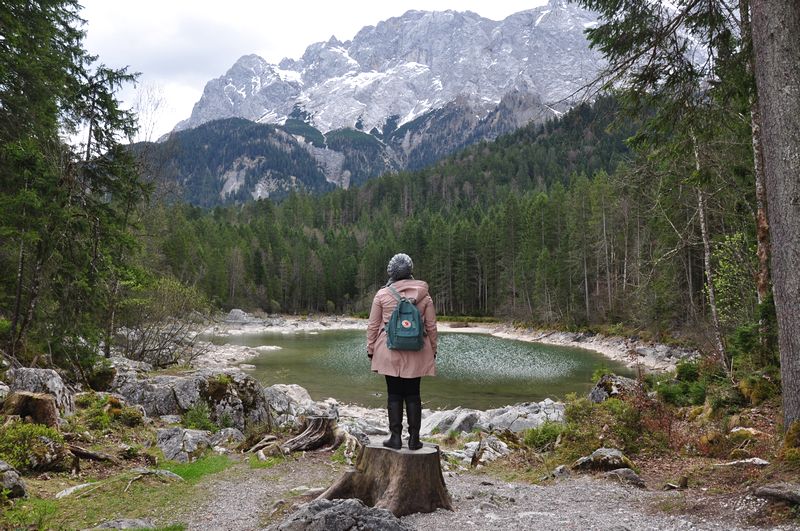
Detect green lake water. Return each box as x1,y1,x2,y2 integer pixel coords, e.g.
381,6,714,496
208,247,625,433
210,330,633,410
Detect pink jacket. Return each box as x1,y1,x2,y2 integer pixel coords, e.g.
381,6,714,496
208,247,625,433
367,279,438,378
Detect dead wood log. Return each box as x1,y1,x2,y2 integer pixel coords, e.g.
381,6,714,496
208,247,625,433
68,444,120,464
281,416,336,453
318,443,453,517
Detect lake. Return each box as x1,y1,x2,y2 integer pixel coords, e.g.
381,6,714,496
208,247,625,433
210,329,633,410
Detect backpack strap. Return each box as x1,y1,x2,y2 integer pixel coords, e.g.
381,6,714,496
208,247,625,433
387,286,416,305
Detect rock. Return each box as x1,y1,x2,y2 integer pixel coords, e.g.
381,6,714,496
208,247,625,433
112,368,271,431
753,483,800,505
420,407,481,436
0,459,27,499
635,347,657,358
265,384,335,428
91,518,156,529
552,464,571,479
269,498,413,531
475,399,565,433
160,415,182,424
156,427,211,463
0,382,10,404
588,374,641,403
226,309,262,323
2,391,60,427
338,404,389,438
602,468,646,488
572,448,635,471
210,427,245,447
459,436,511,465
26,435,71,472
6,368,74,415
108,356,153,373
55,483,93,499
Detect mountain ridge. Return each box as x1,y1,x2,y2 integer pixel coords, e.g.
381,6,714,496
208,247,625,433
174,1,602,135
153,1,604,205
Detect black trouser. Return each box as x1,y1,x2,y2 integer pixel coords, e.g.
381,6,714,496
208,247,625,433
385,375,421,399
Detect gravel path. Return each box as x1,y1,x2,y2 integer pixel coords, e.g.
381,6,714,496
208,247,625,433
178,452,793,531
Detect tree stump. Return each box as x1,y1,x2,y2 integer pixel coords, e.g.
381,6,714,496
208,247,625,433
281,416,336,453
318,443,453,517
3,391,60,427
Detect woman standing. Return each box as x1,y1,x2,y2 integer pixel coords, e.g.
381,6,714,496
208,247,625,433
367,253,438,450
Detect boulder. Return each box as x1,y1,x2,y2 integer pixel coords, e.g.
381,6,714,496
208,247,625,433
448,435,511,466
112,368,271,431
0,460,27,499
156,427,211,463
269,498,413,531
420,407,481,436
572,447,635,471
602,468,646,488
26,435,71,472
551,464,571,479
265,384,335,428
3,391,60,427
210,427,245,448
588,374,641,403
477,399,565,432
753,483,800,505
226,309,262,324
0,382,9,404
6,368,74,415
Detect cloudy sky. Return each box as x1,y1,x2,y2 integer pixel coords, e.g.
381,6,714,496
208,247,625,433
80,0,548,140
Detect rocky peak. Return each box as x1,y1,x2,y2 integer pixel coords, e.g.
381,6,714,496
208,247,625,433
173,5,603,135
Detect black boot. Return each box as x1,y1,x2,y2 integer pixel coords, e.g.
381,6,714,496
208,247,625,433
405,395,423,450
382,397,403,450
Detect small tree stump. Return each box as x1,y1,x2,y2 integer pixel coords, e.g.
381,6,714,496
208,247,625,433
319,443,453,517
3,391,60,427
281,416,336,453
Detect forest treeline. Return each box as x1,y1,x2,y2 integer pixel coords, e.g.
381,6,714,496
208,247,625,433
149,95,759,347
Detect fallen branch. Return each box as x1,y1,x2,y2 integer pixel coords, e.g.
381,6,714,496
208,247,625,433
69,444,120,464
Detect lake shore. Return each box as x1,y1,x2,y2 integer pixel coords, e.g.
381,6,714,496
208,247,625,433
194,313,696,372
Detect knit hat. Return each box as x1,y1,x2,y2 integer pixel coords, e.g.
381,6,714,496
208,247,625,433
387,253,413,281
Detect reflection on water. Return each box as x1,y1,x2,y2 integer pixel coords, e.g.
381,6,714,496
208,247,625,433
210,330,633,410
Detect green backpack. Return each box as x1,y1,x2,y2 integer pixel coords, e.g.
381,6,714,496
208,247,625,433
384,286,425,351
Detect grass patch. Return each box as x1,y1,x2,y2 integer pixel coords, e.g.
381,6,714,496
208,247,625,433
161,454,232,482
181,403,218,432
0,470,197,530
0,422,65,472
249,453,285,469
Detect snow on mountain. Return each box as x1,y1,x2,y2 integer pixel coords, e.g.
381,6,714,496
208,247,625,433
174,0,603,135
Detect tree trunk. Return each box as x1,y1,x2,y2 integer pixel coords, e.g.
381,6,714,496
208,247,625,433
691,132,728,372
738,0,772,307
319,443,453,517
750,0,800,429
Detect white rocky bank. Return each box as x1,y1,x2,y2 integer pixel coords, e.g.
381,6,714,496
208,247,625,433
196,310,698,372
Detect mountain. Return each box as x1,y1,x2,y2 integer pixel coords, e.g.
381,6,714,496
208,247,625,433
136,119,334,207
158,0,604,204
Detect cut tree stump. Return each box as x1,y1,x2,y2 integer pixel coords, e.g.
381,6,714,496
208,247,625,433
318,443,453,517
